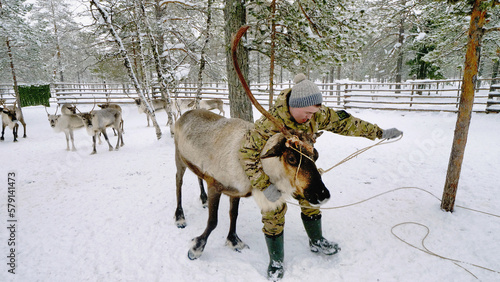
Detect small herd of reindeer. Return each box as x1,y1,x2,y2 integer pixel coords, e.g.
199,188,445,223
0,97,224,154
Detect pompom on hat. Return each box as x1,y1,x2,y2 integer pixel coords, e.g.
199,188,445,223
289,73,323,108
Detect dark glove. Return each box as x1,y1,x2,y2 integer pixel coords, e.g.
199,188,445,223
382,128,403,139
263,184,282,202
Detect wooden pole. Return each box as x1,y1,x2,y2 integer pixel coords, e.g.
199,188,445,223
441,0,487,212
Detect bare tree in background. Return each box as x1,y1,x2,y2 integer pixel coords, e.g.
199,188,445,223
90,0,162,139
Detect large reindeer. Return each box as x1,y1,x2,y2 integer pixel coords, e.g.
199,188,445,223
1,100,27,142
174,26,330,260
77,106,124,154
46,105,85,151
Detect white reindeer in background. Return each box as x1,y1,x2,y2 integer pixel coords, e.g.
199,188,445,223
77,106,124,154
98,103,124,135
46,105,86,151
134,98,169,126
174,98,225,118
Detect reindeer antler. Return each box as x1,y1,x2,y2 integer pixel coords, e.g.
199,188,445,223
231,26,292,139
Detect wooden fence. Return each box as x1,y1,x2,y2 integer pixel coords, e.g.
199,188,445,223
1,78,498,113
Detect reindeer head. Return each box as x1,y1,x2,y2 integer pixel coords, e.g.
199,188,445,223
260,131,329,207
76,112,93,128
2,107,19,123
61,104,77,115
47,114,60,128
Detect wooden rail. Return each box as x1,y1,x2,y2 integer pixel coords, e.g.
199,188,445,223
0,78,497,113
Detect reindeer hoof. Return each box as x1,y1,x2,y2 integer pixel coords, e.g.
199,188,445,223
188,238,206,260
91,151,97,155
226,235,249,252
175,219,186,229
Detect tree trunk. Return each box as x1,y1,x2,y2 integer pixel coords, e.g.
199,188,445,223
50,0,64,82
224,0,253,122
441,0,487,212
196,0,213,108
138,0,175,133
91,0,162,139
395,15,405,93
5,38,23,118
492,48,500,84
268,0,276,109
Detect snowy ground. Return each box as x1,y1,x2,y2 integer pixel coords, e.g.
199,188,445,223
1,104,499,282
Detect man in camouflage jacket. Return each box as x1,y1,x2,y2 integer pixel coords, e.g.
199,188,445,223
239,73,402,280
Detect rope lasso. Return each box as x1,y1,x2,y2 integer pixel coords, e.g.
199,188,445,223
287,186,500,278
285,135,500,278
318,134,403,175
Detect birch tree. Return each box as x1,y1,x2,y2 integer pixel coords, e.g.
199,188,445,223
0,0,34,118
90,0,162,139
136,0,175,132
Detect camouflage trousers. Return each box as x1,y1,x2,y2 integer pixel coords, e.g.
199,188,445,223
261,197,321,236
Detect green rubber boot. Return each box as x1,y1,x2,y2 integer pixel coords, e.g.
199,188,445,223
264,233,284,280
301,213,340,255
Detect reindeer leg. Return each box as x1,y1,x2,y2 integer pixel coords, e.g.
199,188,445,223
13,124,18,142
198,178,208,208
21,120,26,138
226,196,249,252
101,129,113,151
119,125,124,147
69,129,76,151
175,156,187,228
64,130,71,151
115,127,123,150
91,134,97,154
188,185,221,260
1,124,5,141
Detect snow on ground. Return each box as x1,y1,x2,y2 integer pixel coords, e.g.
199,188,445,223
1,104,499,282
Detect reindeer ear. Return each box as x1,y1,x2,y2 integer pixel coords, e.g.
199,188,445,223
314,131,324,140
261,134,286,159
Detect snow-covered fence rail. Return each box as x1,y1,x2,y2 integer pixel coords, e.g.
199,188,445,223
0,78,497,113
53,83,137,105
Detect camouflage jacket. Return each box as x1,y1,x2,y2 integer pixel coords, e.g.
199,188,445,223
239,88,384,191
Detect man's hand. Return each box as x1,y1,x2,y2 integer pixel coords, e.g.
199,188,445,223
382,128,403,139
263,184,282,202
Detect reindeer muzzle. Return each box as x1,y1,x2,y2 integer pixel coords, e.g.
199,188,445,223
304,182,330,206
